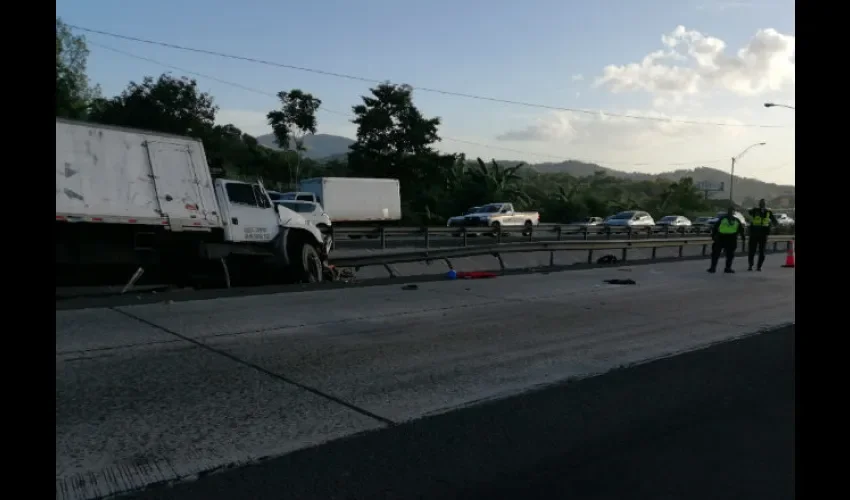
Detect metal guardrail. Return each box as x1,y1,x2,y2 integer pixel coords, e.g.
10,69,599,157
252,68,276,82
331,234,794,273
328,223,797,250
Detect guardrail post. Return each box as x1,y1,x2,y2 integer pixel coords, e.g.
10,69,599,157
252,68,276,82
549,249,555,267
605,227,612,240
556,226,563,241
664,226,670,239
587,249,594,264
424,226,431,250
383,263,396,278
497,228,503,245
702,244,707,256
678,245,684,258
621,247,628,262
772,241,778,252
462,227,468,247
651,247,657,259
583,227,589,241
380,227,387,249
627,227,633,240
527,225,534,242
494,252,505,271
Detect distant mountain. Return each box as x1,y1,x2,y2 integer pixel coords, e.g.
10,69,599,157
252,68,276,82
253,132,793,204
530,162,794,205
255,133,355,160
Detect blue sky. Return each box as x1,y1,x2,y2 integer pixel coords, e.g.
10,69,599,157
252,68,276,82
58,0,796,185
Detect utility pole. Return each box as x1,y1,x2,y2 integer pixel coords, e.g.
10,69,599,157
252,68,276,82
729,142,766,204
729,157,736,203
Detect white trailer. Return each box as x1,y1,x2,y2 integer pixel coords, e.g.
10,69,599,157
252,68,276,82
55,118,331,287
297,177,402,224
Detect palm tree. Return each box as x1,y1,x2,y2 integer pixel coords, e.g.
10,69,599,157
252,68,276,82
471,158,531,206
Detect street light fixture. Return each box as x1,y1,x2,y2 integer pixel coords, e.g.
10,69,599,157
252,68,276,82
730,142,767,203
764,102,795,110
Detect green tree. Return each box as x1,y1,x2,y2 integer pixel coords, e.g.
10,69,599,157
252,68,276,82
348,83,458,222
267,89,322,187
89,74,217,138
467,158,530,207
56,18,100,118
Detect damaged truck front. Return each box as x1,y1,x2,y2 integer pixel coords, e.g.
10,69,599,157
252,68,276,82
55,118,331,288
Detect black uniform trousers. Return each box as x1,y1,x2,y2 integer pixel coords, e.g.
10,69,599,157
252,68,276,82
748,230,768,269
710,235,738,271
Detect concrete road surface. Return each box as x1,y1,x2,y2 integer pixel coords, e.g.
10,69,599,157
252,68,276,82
56,259,795,500
129,325,794,500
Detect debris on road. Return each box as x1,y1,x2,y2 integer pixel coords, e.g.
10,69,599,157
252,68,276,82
597,254,619,265
604,279,637,285
402,284,419,290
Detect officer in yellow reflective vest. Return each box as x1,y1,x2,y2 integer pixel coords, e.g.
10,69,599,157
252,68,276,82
708,206,746,274
747,198,778,271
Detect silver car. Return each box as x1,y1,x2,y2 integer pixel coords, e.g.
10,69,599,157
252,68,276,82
657,215,692,227
603,210,656,227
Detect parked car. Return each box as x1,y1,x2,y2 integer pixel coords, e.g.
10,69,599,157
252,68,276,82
574,216,605,226
656,215,693,233
707,210,748,227
603,210,656,228
447,206,482,228
774,213,795,226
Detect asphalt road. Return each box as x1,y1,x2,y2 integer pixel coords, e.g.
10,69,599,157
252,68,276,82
129,324,795,500
56,259,795,500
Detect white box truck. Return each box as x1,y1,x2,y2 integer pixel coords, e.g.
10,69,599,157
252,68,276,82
55,118,332,287
295,177,402,225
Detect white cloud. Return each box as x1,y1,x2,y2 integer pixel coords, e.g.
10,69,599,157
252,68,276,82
571,73,584,82
595,26,795,97
496,109,746,150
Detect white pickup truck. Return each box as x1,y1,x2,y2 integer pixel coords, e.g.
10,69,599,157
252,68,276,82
453,202,541,235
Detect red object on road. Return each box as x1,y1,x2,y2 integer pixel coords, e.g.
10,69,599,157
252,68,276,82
455,271,498,279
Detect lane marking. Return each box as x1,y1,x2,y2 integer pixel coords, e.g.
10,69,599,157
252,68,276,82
110,307,397,427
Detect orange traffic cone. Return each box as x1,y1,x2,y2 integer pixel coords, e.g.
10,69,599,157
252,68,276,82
781,240,795,268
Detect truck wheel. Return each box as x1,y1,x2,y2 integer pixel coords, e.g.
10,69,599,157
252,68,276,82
291,241,324,283
522,220,533,237
489,222,501,237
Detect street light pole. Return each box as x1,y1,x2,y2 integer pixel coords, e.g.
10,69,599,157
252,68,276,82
764,102,795,110
729,142,767,203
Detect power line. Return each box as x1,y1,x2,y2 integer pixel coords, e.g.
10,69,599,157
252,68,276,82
72,24,790,130
89,41,730,169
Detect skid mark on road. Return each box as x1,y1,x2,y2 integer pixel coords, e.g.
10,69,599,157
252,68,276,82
110,307,397,427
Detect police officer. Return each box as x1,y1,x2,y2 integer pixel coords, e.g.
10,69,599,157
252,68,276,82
747,198,778,271
708,206,746,274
